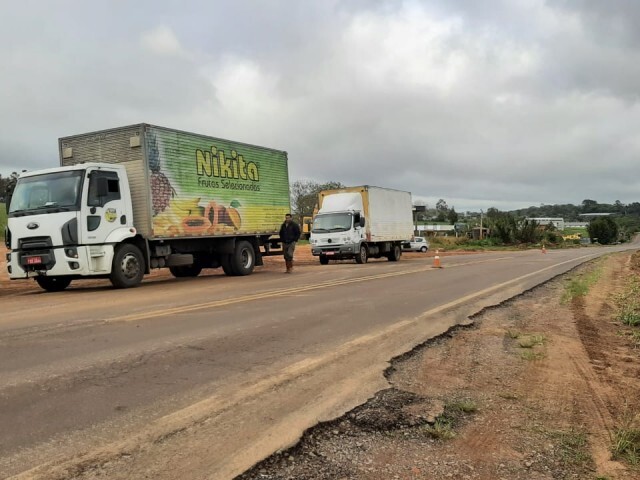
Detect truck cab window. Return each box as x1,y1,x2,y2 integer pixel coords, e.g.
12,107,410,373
88,172,121,207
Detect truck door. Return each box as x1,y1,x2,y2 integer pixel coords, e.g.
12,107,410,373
81,170,127,244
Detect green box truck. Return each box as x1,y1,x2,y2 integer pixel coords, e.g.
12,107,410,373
5,124,290,291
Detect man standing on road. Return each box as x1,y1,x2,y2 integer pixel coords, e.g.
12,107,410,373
279,213,301,273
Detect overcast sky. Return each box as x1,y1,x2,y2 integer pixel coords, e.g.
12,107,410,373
2,0,640,212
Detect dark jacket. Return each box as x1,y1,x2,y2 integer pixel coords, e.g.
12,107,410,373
279,220,301,243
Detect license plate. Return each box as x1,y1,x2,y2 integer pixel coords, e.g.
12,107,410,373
27,256,42,265
326,251,335,256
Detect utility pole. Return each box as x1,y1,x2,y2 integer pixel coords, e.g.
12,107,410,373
480,209,484,240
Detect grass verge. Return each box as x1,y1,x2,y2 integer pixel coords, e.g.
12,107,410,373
420,399,478,440
614,276,640,327
562,262,603,303
611,412,640,465
552,429,593,466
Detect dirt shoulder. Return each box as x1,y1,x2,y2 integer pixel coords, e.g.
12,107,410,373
238,251,640,480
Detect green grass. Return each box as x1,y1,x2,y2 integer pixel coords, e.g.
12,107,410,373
611,415,640,465
630,330,640,348
561,264,603,303
614,276,640,326
422,417,456,440
552,429,592,466
518,334,546,348
506,329,521,339
509,330,547,358
447,399,479,414
418,398,478,441
520,350,546,361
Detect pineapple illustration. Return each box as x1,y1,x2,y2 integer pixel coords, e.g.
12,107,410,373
148,131,175,215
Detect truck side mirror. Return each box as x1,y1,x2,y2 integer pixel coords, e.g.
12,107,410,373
360,217,366,228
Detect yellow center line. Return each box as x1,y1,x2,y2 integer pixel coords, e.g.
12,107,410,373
107,253,591,324
108,257,514,323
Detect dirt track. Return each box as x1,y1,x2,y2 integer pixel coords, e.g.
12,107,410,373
239,251,640,480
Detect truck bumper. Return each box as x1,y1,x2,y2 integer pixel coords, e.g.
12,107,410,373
7,245,114,279
311,244,357,259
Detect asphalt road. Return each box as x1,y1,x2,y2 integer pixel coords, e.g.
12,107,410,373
1,244,637,479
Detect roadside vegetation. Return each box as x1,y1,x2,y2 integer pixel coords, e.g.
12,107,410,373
412,198,640,252
561,261,603,303
609,251,640,467
418,400,478,441
614,275,640,327
612,411,640,465
0,203,6,241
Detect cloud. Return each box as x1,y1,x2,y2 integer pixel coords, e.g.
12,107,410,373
1,0,640,211
141,25,185,56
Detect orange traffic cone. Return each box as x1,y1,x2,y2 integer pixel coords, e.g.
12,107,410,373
541,244,547,254
433,250,442,268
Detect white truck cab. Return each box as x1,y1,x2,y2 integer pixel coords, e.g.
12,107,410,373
6,164,138,290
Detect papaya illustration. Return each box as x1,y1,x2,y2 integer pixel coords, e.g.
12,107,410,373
182,216,211,235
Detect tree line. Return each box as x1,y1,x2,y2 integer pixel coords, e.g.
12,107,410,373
0,172,19,203
512,199,640,220
291,181,639,245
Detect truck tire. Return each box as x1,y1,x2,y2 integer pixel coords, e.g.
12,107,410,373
355,245,368,264
110,244,145,288
36,276,72,292
319,255,329,265
229,240,255,276
220,254,235,276
169,264,203,278
387,245,401,262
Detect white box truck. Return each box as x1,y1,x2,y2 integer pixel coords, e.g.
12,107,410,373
5,124,291,291
310,186,413,264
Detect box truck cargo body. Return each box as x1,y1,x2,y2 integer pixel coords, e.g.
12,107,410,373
5,124,290,291
309,186,413,264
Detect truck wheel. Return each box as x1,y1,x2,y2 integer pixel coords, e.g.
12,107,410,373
220,254,235,276
319,255,329,265
169,264,203,278
355,245,368,264
36,276,72,292
110,244,145,288
229,240,255,276
387,245,401,262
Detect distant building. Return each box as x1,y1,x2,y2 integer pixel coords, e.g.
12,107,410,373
469,227,490,240
565,222,589,228
416,224,455,236
579,213,614,218
526,217,565,230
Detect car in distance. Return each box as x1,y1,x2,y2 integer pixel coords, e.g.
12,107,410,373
402,236,429,252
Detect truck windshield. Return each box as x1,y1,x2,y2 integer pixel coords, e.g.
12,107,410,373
312,213,353,233
9,170,83,215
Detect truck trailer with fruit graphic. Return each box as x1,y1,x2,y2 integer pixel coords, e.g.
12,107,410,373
4,124,290,291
